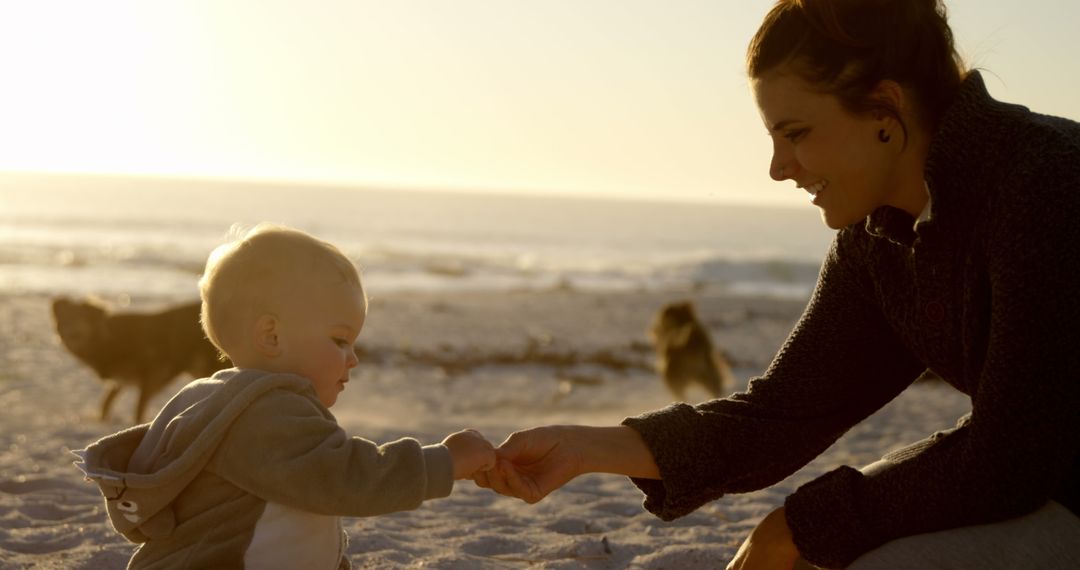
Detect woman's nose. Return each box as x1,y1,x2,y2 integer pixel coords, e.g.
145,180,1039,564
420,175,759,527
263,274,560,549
770,155,793,181
769,138,798,181
347,346,360,368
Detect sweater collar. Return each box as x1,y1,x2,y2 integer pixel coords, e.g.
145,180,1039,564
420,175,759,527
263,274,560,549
864,71,1022,247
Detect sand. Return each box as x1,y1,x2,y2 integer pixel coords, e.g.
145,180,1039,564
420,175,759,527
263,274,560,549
0,288,971,569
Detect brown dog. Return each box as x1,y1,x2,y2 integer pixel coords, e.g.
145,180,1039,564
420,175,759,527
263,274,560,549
649,300,735,401
51,298,229,424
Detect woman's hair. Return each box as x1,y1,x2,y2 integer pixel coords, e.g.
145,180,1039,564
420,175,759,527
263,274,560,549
198,223,364,355
747,0,966,138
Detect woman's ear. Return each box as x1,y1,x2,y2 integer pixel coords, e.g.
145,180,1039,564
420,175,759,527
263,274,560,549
871,80,905,117
870,80,907,126
868,80,910,146
253,313,282,357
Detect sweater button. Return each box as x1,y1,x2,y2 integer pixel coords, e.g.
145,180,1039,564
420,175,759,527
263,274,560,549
925,300,945,324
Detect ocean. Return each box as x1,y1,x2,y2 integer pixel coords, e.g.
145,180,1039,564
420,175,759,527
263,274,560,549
0,173,835,301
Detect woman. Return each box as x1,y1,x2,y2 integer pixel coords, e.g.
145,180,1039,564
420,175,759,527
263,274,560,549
474,0,1080,568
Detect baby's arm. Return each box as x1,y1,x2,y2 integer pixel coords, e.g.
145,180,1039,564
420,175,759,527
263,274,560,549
442,429,496,479
213,391,455,517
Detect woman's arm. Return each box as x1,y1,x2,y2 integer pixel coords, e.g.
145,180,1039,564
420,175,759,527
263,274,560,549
578,425,661,478
482,229,924,513
622,230,924,523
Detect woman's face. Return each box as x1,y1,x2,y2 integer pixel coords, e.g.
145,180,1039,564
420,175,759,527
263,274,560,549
753,70,899,229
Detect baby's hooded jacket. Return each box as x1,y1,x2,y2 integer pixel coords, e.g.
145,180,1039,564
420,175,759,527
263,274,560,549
74,368,453,569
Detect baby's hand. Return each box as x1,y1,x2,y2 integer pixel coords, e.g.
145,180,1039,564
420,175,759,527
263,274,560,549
442,429,496,480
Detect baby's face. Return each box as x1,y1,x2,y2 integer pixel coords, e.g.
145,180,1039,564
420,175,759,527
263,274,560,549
274,280,366,408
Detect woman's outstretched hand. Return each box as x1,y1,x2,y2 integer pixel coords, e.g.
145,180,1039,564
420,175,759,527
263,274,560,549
473,425,586,504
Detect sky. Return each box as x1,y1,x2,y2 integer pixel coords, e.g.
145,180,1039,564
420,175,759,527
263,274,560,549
1,0,1077,207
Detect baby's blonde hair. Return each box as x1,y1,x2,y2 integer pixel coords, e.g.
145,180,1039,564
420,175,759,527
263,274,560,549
198,223,364,357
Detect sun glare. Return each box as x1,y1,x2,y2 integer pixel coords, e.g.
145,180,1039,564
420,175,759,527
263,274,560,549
1,1,1077,207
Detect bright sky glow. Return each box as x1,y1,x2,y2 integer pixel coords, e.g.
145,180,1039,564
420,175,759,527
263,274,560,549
1,0,1077,206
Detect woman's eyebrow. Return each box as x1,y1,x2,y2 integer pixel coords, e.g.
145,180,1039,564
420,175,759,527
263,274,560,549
770,119,801,131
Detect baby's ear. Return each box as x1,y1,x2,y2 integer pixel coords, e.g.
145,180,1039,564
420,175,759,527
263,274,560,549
252,314,282,357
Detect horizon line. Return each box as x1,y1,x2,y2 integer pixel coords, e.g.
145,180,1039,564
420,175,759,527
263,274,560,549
0,168,805,211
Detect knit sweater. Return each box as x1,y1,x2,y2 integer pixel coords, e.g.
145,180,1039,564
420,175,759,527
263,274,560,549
622,71,1080,568
75,368,453,569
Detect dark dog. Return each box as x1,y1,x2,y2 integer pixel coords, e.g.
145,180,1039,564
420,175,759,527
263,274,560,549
51,298,229,424
649,301,734,401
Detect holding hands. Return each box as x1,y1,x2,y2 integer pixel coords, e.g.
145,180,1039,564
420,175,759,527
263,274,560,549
473,425,589,504
443,426,586,493
474,425,660,502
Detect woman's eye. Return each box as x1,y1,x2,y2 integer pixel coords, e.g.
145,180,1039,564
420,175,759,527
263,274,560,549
784,129,807,142
333,338,349,348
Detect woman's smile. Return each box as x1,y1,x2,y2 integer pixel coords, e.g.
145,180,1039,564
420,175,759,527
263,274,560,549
800,180,828,205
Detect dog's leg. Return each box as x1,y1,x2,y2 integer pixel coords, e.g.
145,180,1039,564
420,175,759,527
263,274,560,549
701,363,723,398
673,385,688,402
134,386,152,425
665,374,689,402
134,375,171,424
100,382,122,421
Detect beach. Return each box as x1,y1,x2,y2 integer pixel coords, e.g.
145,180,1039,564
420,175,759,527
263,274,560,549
0,286,972,569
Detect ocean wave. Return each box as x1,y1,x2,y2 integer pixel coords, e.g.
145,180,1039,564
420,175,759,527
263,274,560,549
0,237,821,300
0,181,830,300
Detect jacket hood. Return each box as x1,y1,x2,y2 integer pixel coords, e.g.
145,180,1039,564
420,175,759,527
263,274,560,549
73,368,318,543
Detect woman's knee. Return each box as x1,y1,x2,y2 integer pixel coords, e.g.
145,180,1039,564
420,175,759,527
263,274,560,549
847,502,1080,570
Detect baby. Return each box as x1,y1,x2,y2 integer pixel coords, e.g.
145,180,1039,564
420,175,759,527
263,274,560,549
74,223,495,569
